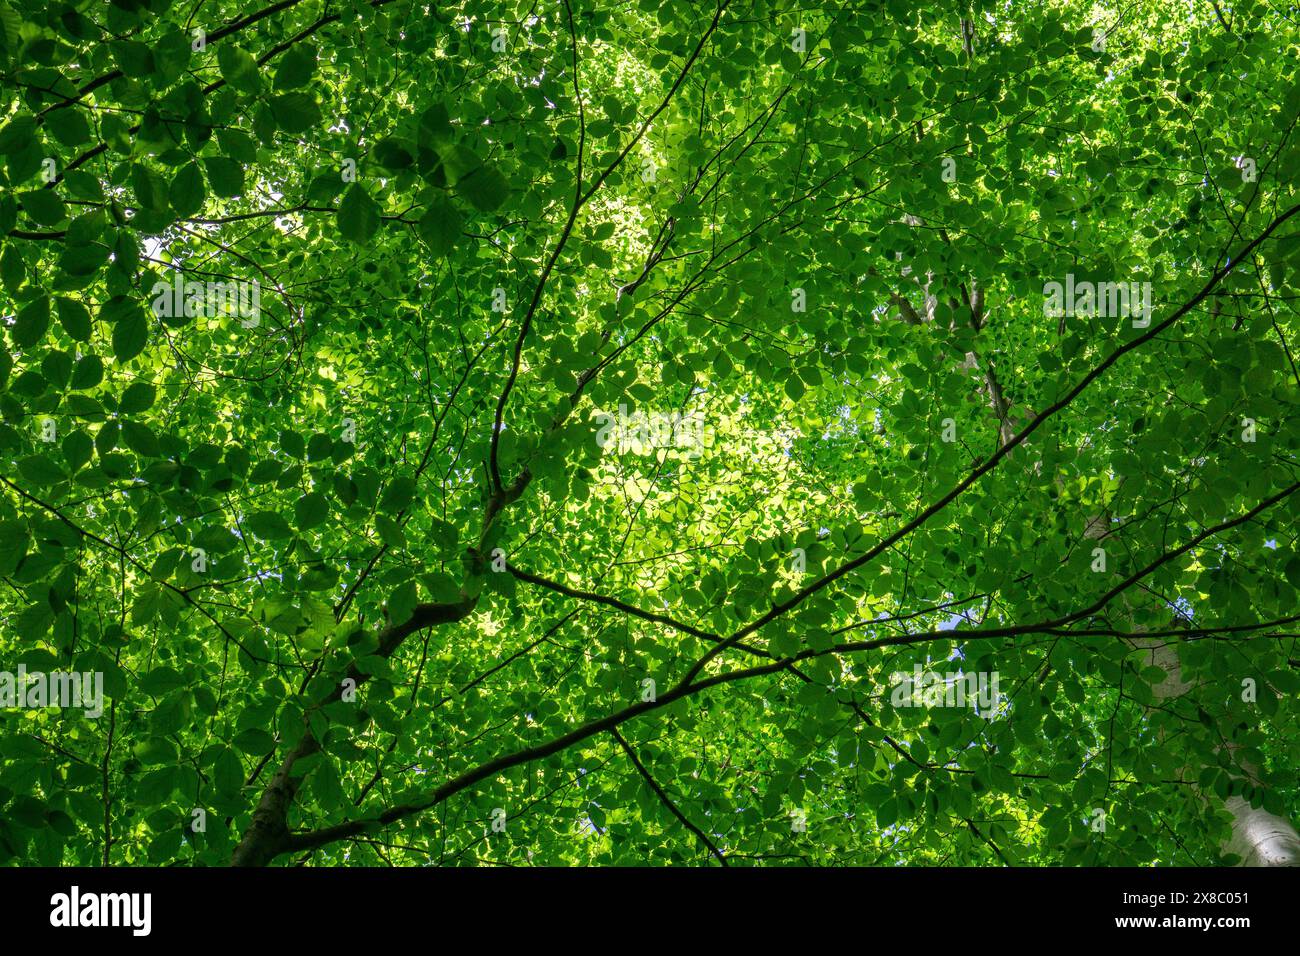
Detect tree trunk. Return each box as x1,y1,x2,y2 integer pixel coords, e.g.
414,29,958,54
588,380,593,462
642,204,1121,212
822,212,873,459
1132,636,1300,866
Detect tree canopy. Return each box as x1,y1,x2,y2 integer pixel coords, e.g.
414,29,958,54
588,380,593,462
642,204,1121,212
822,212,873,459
1,0,1299,867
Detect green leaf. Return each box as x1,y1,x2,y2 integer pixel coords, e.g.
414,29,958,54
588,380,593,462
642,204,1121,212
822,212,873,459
417,198,461,256
121,420,160,456
337,184,381,243
294,491,329,530
11,296,50,348
69,355,103,390
456,163,509,212
310,756,346,809
45,108,91,148
203,156,245,198
269,92,321,134
245,511,294,540
17,454,65,486
387,580,418,625
133,737,178,766
373,137,415,171
379,475,417,513
132,164,170,211
119,381,157,414
62,429,93,471
418,103,453,144
112,309,149,362
56,297,92,341
0,114,37,154
111,39,154,78
273,44,317,90
234,728,275,755
375,514,406,549
1284,556,1300,590
217,44,261,93
20,189,66,226
168,163,206,219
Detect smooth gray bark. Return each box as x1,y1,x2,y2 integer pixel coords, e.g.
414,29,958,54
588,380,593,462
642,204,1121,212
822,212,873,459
1133,636,1300,866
